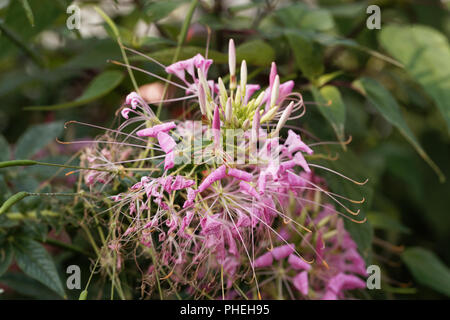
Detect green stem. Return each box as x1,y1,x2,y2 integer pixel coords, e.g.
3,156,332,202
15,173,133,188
94,6,139,93
156,0,199,118
41,238,92,257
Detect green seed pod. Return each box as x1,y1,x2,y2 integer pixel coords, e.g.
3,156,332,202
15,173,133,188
0,160,37,168
0,192,29,215
79,290,88,300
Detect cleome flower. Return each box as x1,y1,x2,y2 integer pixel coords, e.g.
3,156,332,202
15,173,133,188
76,39,368,300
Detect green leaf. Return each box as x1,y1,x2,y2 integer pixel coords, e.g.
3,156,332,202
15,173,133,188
0,242,13,277
402,247,450,297
13,238,65,298
367,212,411,234
236,40,275,67
24,71,124,111
274,3,334,31
311,85,346,147
355,77,445,182
0,135,10,162
315,147,374,262
19,0,34,27
0,272,62,299
285,32,324,80
379,25,450,133
144,0,185,22
141,46,228,65
15,121,63,159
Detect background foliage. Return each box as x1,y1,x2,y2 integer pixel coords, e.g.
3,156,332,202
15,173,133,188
0,0,449,299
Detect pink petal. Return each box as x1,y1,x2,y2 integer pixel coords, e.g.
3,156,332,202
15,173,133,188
285,130,313,155
227,168,252,182
198,165,227,193
157,131,176,153
288,254,311,271
253,252,273,268
292,271,309,296
238,181,261,200
136,122,177,138
272,243,295,260
293,152,311,173
164,150,175,170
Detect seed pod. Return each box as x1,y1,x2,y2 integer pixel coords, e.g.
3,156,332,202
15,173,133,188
0,160,37,168
0,192,29,216
79,290,88,300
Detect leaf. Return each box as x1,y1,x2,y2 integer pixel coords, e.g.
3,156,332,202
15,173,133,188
285,31,324,80
274,3,334,31
0,135,10,162
367,212,411,234
142,46,227,65
235,40,275,67
0,272,62,299
14,121,63,159
24,71,124,111
402,247,450,297
379,25,450,133
19,0,34,27
144,0,185,22
315,147,374,262
0,0,61,59
0,242,13,277
13,238,65,297
355,77,445,182
311,85,346,147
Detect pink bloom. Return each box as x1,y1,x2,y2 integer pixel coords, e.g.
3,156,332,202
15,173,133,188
171,175,195,190
126,92,145,109
288,254,311,271
327,273,366,296
285,130,313,155
121,107,133,119
183,188,198,208
164,150,175,170
165,54,213,86
157,131,176,153
271,243,295,260
293,152,311,173
292,271,309,296
322,290,338,300
238,181,260,200
227,168,252,182
253,252,273,268
136,122,177,138
244,84,261,104
212,105,221,148
198,165,227,193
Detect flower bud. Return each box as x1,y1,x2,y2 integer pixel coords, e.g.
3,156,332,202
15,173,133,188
240,60,247,96
260,105,279,124
273,101,294,136
218,77,228,108
270,75,280,108
228,39,236,90
225,97,233,123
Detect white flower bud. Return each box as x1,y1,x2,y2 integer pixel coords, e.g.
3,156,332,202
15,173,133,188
270,75,280,108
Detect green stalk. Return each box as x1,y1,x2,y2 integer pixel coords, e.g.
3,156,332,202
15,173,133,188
94,6,139,93
156,0,199,118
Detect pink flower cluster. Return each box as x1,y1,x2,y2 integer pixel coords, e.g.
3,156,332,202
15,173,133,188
82,39,367,300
